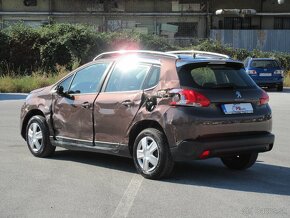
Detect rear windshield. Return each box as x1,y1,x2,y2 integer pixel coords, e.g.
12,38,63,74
177,64,256,89
250,60,279,68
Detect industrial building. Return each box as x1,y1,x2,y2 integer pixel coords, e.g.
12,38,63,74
1,0,290,51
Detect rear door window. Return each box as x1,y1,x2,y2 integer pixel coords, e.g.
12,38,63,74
143,66,160,89
178,63,256,89
105,62,151,92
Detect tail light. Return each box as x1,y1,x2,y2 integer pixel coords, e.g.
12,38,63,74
170,89,210,107
274,70,284,76
259,90,269,105
199,150,210,159
246,70,257,75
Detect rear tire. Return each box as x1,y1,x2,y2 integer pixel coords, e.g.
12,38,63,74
133,128,174,179
26,115,55,158
221,152,258,170
277,85,283,92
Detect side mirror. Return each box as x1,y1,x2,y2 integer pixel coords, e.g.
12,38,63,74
56,85,74,100
56,85,64,95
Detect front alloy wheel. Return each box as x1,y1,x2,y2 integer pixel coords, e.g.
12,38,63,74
27,122,43,152
26,115,55,157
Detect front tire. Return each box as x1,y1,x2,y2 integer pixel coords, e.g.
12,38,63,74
221,152,258,170
26,115,55,157
133,128,174,179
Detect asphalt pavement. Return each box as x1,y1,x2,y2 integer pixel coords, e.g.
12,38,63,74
0,90,290,218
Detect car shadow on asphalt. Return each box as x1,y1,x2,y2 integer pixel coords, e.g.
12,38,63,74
166,159,290,196
52,149,136,173
51,149,290,196
0,93,28,101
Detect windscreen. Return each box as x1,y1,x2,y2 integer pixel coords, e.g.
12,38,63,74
250,60,279,68
177,63,256,89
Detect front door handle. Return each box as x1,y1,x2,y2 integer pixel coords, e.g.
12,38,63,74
81,102,92,109
121,100,134,107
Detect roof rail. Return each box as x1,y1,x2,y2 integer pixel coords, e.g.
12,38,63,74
166,50,230,59
93,50,178,61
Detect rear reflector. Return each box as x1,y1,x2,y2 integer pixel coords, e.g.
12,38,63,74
199,150,210,159
259,90,269,105
170,89,210,107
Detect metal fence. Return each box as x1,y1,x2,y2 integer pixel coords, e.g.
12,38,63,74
210,29,290,53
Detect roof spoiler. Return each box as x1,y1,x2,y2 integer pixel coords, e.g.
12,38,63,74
166,50,230,60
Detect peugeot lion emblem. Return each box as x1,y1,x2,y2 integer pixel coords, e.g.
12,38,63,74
235,91,242,98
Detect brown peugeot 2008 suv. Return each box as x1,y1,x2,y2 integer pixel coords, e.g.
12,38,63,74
20,50,275,179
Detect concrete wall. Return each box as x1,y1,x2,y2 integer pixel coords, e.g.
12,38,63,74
2,0,49,11
125,0,155,12
53,0,105,12
211,0,261,11
53,16,102,27
1,0,48,27
125,0,172,12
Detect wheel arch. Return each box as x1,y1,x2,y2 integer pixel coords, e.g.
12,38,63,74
128,120,167,156
21,109,45,140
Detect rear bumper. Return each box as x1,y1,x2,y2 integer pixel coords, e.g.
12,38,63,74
255,78,283,87
170,133,274,161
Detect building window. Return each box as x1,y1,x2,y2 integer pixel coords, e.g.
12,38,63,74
274,17,290,29
168,22,198,37
23,0,37,7
224,17,252,29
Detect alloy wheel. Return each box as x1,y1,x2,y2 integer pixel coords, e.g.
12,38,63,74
27,122,43,152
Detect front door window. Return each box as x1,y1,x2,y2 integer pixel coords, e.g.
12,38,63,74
69,63,109,94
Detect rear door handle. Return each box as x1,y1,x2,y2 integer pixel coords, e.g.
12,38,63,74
121,100,134,107
82,102,92,109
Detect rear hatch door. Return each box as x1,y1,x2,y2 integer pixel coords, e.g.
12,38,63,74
177,61,266,116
